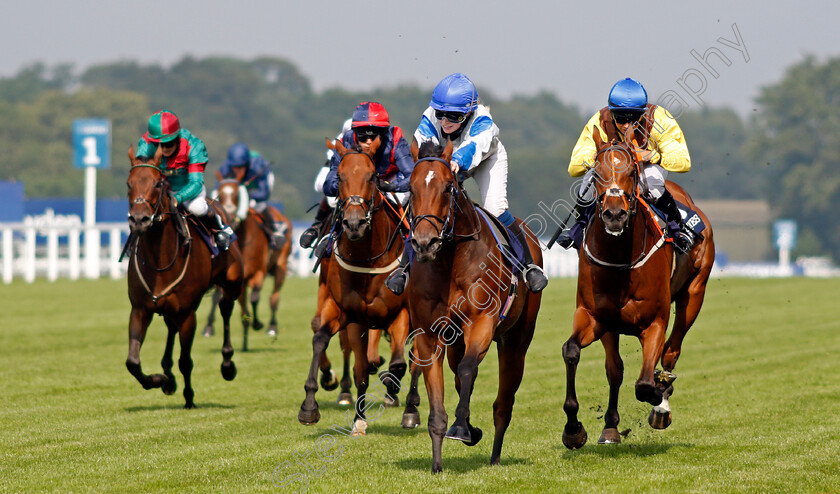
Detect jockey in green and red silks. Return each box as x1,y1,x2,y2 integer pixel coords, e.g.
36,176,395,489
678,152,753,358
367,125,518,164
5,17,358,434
135,110,234,250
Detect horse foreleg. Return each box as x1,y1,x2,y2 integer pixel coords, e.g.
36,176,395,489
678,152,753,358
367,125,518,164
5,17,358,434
126,307,168,391
202,288,222,337
381,308,410,407
250,271,266,331
348,323,371,436
239,285,250,352
366,329,385,374
415,331,447,473
160,326,178,395
164,311,197,409
598,332,624,444
267,263,286,336
561,307,598,450
299,300,342,424
337,330,353,405
219,290,238,382
446,319,491,447
401,358,422,429
636,319,667,407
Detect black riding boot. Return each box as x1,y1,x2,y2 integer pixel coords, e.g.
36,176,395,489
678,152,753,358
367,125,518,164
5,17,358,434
300,198,332,249
556,201,592,250
507,221,548,293
200,212,234,251
260,210,288,249
384,248,411,296
654,189,692,254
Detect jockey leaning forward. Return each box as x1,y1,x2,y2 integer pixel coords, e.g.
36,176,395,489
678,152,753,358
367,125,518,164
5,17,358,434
217,142,287,249
383,72,548,295
135,110,234,250
557,77,693,253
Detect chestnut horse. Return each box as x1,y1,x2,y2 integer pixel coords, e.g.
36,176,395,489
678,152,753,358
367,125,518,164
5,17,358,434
202,179,292,351
125,147,243,408
561,128,715,448
298,137,420,434
407,140,542,472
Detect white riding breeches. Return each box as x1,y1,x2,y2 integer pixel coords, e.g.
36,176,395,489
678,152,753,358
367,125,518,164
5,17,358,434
470,143,509,217
183,186,209,216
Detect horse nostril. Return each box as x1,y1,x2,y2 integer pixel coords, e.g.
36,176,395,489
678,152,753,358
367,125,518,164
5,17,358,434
410,238,421,252
602,210,613,221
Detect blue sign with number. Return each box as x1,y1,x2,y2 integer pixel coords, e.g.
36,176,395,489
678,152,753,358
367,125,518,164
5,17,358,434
73,118,111,169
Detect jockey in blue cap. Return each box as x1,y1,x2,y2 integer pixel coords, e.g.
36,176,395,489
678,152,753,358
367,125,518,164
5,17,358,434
558,77,693,253
384,73,548,295
217,142,287,249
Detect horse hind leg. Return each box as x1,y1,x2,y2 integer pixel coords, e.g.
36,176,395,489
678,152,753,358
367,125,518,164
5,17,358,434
401,359,422,429
490,325,534,465
266,265,286,336
202,288,222,337
239,286,251,352
160,327,179,395
219,292,238,381
250,271,266,331
562,336,588,449
337,330,353,405
165,312,198,408
381,309,410,407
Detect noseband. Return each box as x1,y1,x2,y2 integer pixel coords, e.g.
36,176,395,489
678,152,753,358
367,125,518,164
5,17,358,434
593,144,640,219
337,151,383,228
410,157,459,242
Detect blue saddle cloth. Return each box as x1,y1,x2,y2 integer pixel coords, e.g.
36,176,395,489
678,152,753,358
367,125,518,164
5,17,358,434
648,200,707,237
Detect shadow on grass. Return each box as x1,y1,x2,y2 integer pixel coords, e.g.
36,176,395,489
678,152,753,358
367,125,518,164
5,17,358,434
125,402,236,412
554,441,695,458
393,453,530,473
201,344,287,355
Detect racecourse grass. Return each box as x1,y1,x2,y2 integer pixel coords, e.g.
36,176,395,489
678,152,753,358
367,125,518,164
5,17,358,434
1,275,839,493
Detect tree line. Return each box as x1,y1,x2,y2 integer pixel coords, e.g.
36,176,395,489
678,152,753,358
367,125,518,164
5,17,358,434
0,55,835,261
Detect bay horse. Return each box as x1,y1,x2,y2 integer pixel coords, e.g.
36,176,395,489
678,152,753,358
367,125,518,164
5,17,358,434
125,147,243,408
202,179,292,351
407,140,542,473
298,137,420,434
560,127,715,448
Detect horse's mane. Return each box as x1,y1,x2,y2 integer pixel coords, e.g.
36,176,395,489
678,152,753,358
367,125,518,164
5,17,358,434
418,141,445,160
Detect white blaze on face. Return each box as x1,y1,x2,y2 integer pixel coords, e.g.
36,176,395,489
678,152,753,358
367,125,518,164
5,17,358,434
425,170,435,186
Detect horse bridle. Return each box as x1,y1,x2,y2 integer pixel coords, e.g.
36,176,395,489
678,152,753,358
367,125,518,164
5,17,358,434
129,163,172,223
592,143,640,219
335,151,385,229
409,157,480,242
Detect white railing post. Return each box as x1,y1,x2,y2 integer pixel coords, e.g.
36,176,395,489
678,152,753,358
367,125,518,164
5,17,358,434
24,227,36,283
47,229,59,281
69,228,81,281
110,227,122,279
84,228,100,279
2,228,13,284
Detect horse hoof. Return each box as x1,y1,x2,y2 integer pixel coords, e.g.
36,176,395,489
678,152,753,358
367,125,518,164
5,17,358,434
161,377,177,395
337,393,353,406
562,423,588,450
266,327,277,337
252,320,264,331
320,369,339,391
465,427,483,447
401,411,421,429
202,326,214,337
649,406,672,429
598,427,621,444
445,424,471,443
350,419,367,436
221,362,237,381
298,406,321,425
367,356,386,375
184,402,196,409
384,395,400,407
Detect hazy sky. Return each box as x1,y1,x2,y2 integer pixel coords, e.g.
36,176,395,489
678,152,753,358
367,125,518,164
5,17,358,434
2,1,836,117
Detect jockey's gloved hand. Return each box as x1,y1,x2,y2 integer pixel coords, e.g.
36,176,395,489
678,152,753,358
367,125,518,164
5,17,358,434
378,180,397,193
632,146,657,163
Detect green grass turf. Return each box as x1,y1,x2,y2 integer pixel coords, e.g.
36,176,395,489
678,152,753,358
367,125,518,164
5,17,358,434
1,276,839,493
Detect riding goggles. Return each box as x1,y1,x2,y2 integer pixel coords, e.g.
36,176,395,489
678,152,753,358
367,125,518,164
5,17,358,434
354,128,384,142
435,110,469,124
612,110,645,125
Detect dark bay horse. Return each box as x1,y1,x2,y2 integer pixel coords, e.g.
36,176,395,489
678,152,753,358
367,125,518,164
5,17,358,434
125,147,243,408
407,140,543,472
561,128,715,448
202,179,292,350
298,137,420,434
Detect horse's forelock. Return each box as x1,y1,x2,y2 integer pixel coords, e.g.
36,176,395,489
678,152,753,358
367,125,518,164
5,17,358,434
417,141,445,160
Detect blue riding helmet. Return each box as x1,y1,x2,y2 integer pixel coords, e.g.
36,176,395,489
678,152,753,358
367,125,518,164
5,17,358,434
226,142,251,167
608,78,648,111
430,73,479,114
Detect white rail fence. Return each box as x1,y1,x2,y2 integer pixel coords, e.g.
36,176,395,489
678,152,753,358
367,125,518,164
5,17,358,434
0,217,583,284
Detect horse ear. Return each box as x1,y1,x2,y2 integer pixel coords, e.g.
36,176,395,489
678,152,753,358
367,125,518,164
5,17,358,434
128,146,136,163
367,135,382,157
442,139,454,162
335,138,348,157
152,144,163,166
325,137,335,151
410,138,419,162
592,125,604,150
